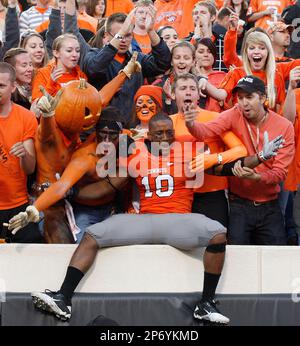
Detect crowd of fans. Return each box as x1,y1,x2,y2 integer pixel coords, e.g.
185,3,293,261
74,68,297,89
1,0,300,247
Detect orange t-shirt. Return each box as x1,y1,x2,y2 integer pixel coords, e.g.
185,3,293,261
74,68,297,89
206,71,227,112
77,12,98,33
247,0,293,30
171,109,247,193
128,140,195,213
154,0,199,39
36,17,97,34
285,88,300,191
133,33,152,54
32,61,87,101
0,103,38,210
219,67,286,110
105,0,134,17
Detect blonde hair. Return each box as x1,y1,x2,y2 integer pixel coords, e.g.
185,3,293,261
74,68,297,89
242,31,276,108
52,33,79,54
171,40,196,58
19,31,49,67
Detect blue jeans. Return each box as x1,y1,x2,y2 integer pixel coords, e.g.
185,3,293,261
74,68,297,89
228,196,286,245
73,203,112,243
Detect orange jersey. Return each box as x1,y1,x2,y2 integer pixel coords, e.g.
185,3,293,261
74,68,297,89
285,88,300,191
128,140,195,214
219,67,286,110
105,0,134,17
247,0,293,30
133,33,152,54
171,109,247,193
0,104,38,209
154,0,199,39
206,71,227,112
32,61,87,101
36,17,97,34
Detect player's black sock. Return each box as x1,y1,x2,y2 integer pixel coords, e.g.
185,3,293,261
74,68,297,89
201,272,221,302
59,266,84,303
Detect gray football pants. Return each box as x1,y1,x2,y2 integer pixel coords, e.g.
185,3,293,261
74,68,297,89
86,213,227,251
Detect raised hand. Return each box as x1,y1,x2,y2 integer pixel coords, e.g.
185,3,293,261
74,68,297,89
183,103,198,127
145,4,157,33
119,8,136,36
120,51,141,79
163,77,172,100
258,131,284,161
228,8,239,30
289,66,300,90
37,86,62,117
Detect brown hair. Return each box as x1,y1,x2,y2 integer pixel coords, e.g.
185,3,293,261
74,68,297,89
89,18,106,48
135,0,153,7
0,62,16,82
172,73,199,93
193,1,217,18
86,0,106,18
3,48,29,67
104,12,127,34
171,40,196,57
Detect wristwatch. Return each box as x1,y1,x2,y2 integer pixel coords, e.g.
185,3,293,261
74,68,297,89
114,33,124,41
217,153,223,165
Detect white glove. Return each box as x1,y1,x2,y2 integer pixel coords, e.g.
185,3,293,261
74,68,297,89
259,131,284,161
5,205,40,235
119,51,141,79
37,87,62,118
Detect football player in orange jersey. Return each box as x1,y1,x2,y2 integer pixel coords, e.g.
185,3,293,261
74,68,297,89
27,113,230,325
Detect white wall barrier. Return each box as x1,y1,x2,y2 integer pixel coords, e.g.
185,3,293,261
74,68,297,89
1,244,300,294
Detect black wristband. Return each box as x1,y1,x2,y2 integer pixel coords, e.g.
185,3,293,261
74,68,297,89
217,157,246,176
66,185,80,200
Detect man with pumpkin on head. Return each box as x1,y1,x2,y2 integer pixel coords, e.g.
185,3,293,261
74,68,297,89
3,53,141,244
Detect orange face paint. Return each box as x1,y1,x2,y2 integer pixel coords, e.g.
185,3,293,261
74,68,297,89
135,95,157,123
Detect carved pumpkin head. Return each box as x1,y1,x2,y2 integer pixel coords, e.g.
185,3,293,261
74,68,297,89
55,79,102,138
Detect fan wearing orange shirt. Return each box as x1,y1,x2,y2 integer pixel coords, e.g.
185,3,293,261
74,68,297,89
247,0,293,31
154,0,199,39
25,113,230,325
0,62,42,244
170,73,247,227
132,0,153,54
201,30,287,113
283,67,300,192
105,0,134,17
7,107,131,244
32,33,87,101
223,18,300,77
284,66,300,241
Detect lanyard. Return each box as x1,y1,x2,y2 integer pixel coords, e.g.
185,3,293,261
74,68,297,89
245,113,267,154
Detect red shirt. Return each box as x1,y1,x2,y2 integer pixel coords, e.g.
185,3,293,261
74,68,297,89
188,106,295,202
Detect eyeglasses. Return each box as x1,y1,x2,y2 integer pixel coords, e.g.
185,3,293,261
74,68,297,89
107,31,132,40
97,130,120,141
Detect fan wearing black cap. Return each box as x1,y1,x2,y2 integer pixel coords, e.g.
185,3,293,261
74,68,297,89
185,75,295,245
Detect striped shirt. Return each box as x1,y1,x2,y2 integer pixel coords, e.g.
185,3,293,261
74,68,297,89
19,6,52,34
